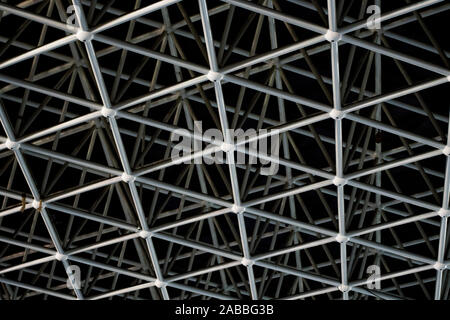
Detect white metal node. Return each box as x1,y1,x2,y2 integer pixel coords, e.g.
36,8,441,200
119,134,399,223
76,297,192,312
31,199,44,210
154,279,166,288
338,284,350,293
438,208,450,218
442,145,450,156
333,177,348,187
139,230,152,239
101,107,117,118
55,253,68,261
121,172,136,183
241,257,254,267
231,204,245,214
335,234,349,243
433,262,445,270
5,139,19,150
206,70,223,82
76,30,93,42
220,142,235,152
324,30,342,42
329,109,345,120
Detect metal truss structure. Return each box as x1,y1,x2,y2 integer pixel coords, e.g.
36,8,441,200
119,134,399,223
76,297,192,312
0,0,449,300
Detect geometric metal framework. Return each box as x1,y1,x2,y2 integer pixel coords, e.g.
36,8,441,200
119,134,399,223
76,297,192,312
0,0,449,300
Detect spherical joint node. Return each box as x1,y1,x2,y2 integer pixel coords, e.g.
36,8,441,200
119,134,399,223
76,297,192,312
333,176,348,187
121,172,135,183
55,252,68,261
139,230,153,239
442,145,450,156
325,30,342,43
438,208,450,218
231,204,245,214
32,199,45,210
335,233,349,243
154,279,166,288
220,142,235,153
241,257,254,267
206,70,223,82
433,262,446,270
5,139,19,150
338,284,351,293
76,29,93,42
329,109,345,120
101,107,117,118
447,74,450,82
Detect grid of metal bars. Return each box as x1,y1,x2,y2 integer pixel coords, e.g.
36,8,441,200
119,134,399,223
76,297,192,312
0,0,449,300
